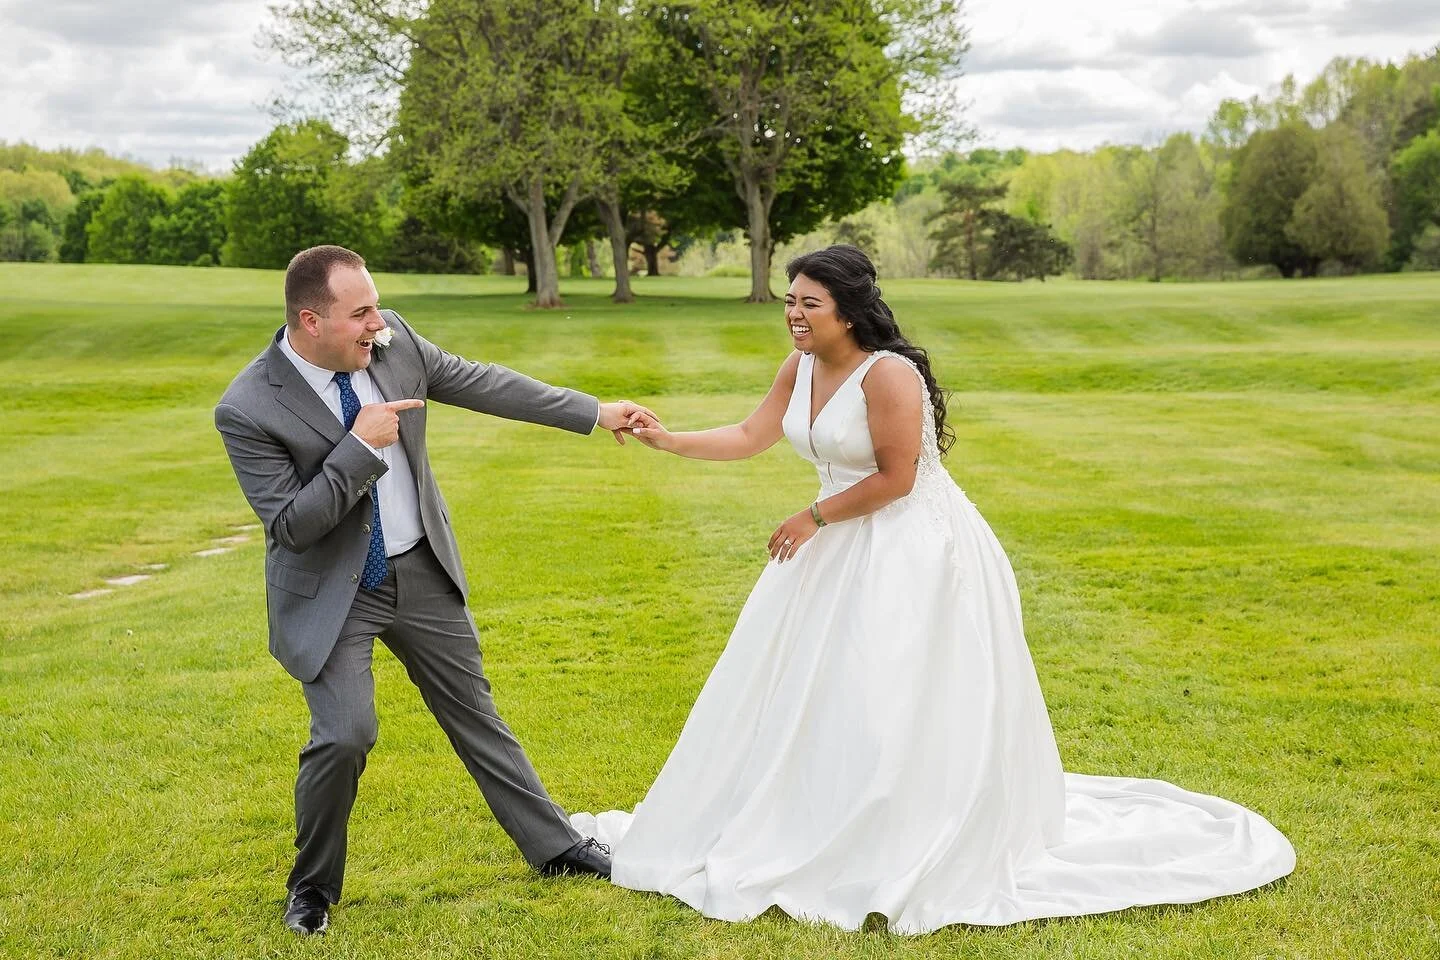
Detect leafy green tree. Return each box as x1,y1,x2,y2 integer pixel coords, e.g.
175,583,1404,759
926,179,1006,279
60,188,105,262
1389,129,1440,268
363,0,631,306
654,109,909,292
1287,127,1389,271
0,202,58,261
833,219,879,263
1006,148,1136,279
645,0,965,301
981,211,1070,281
1221,124,1321,277
149,181,228,265
1407,224,1440,270
86,175,171,263
399,167,539,290
1122,134,1226,280
224,120,385,269
1395,83,1440,149
384,213,489,274
268,0,637,305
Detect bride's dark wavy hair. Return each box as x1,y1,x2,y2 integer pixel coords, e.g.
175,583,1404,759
785,244,955,455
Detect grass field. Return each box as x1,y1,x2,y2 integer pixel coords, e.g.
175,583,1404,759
2,263,1438,958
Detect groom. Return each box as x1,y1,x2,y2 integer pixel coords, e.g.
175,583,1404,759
215,245,649,936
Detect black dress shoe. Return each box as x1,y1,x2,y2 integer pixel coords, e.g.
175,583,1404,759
283,887,330,936
539,837,612,879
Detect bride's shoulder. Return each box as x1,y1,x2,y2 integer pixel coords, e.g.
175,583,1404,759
775,349,804,382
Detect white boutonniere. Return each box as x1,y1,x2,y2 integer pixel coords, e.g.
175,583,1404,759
374,326,395,348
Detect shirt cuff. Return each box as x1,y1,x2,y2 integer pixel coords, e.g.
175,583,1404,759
350,430,382,459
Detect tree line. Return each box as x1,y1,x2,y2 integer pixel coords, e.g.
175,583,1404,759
5,44,1437,293
969,51,1440,280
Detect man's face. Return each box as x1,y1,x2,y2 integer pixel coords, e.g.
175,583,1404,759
297,265,384,372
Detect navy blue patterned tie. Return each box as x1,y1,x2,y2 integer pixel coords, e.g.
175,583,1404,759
333,372,388,589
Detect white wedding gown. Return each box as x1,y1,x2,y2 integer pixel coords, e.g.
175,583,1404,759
573,350,1295,933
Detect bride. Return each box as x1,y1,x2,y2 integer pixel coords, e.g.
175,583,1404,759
576,244,1295,933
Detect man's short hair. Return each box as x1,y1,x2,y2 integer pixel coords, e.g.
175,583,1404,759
285,245,366,327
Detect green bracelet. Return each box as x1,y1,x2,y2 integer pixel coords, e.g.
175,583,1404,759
810,502,828,527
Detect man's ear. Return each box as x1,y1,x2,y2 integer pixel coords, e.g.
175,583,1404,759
297,309,323,337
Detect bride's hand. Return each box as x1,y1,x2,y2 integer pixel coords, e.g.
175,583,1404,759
628,411,674,452
768,509,820,563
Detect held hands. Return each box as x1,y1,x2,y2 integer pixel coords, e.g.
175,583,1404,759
598,400,663,445
353,399,424,448
625,409,673,452
768,508,820,563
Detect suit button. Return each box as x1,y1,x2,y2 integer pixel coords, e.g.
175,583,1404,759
368,474,377,481
350,573,359,583
362,524,371,534
356,489,365,496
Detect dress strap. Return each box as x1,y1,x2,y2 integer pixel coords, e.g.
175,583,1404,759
866,350,927,391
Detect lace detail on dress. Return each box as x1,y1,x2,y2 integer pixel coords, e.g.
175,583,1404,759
869,351,962,539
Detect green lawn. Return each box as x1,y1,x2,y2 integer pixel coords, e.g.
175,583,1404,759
2,263,1438,958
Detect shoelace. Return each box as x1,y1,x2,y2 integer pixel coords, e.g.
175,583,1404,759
580,837,612,857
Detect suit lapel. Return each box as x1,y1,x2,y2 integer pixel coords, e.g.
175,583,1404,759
266,329,346,445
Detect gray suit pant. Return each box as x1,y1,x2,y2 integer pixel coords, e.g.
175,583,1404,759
287,541,581,902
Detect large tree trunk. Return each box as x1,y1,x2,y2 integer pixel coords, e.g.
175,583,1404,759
643,242,661,276
743,176,775,302
595,198,634,303
523,178,563,307
523,247,537,293
586,238,602,278
500,248,516,275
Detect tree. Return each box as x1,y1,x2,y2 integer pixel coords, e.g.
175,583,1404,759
1407,224,1440,270
60,188,105,262
224,120,385,269
401,0,639,307
269,0,648,306
398,166,538,290
833,218,879,263
926,178,1006,279
1287,127,1389,271
86,175,170,264
1389,129,1440,268
0,203,57,261
1120,134,1226,281
981,211,1071,281
646,0,965,301
589,35,695,303
385,213,489,274
149,181,228,265
1221,124,1321,277
653,108,910,289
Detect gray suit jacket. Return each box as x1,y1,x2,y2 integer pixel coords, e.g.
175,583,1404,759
215,309,600,682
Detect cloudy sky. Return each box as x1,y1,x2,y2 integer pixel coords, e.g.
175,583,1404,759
1,0,1438,170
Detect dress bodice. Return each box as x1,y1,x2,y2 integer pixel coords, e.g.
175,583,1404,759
781,350,947,500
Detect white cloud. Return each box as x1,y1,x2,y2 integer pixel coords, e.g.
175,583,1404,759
0,0,296,170
958,0,1438,152
1112,9,1271,58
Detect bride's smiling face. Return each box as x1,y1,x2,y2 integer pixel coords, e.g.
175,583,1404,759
785,274,852,352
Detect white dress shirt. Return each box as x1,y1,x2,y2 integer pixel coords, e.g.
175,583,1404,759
280,331,425,557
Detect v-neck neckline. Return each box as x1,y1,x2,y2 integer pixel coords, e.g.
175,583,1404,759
807,351,874,431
